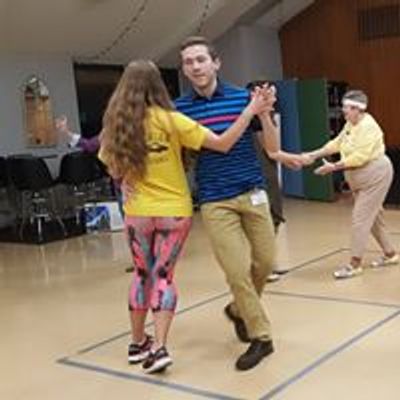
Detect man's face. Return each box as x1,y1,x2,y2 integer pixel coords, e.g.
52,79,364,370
181,44,220,91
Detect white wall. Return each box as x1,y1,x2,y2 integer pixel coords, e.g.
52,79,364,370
0,54,80,164
215,24,283,86
214,26,248,85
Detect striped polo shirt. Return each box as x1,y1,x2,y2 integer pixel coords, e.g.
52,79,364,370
175,81,265,205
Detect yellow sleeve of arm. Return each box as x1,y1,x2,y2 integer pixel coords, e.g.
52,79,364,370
323,132,343,154
342,127,382,168
97,146,107,164
171,111,210,150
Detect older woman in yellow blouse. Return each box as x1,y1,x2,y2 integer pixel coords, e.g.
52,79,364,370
303,90,398,279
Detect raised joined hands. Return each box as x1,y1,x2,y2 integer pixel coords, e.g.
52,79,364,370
248,84,277,116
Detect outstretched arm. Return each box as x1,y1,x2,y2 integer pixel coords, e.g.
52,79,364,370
55,115,100,153
202,87,274,153
257,112,307,170
302,135,342,166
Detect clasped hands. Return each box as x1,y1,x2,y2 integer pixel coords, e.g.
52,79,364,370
299,153,337,175
248,84,277,117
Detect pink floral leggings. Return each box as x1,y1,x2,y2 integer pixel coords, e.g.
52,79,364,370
125,216,192,312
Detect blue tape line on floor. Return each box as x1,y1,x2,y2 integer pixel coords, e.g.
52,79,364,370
77,291,229,355
266,290,400,310
73,248,348,356
259,309,400,400
57,357,244,400
285,248,345,273
57,247,400,400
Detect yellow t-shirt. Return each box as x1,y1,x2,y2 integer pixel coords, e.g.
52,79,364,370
100,106,209,217
323,113,385,168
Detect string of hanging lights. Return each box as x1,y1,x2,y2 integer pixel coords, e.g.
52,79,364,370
196,0,212,34
79,0,213,62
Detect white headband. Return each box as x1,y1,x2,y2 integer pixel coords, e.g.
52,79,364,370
342,99,367,110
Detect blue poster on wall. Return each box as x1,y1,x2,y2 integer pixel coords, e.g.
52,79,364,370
275,80,304,197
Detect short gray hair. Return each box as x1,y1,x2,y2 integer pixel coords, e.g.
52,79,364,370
342,90,368,110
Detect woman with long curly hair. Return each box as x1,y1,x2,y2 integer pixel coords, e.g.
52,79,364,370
99,60,274,374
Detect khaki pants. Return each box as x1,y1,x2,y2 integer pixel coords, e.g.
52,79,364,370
254,137,285,229
345,156,395,259
201,190,276,341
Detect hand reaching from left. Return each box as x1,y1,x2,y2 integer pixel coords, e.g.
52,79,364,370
280,153,304,170
271,152,305,170
300,153,316,166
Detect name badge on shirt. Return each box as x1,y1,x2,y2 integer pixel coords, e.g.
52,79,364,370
250,190,268,206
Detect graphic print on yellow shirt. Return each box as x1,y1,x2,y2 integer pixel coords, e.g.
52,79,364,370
146,121,170,162
100,106,209,218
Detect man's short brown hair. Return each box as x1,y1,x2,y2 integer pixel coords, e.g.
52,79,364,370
180,36,219,60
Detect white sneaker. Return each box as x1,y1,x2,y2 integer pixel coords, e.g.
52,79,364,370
333,264,363,280
371,254,399,268
267,273,281,283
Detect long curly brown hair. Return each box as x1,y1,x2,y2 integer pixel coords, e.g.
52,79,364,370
100,60,174,179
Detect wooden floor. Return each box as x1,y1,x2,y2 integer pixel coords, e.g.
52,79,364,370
1,198,400,400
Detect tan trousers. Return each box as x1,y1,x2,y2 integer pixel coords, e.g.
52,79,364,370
201,190,276,341
345,156,395,260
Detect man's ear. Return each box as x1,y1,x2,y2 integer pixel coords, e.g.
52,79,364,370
214,57,221,71
181,64,189,79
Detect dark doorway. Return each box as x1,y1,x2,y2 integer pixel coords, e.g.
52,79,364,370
74,64,180,138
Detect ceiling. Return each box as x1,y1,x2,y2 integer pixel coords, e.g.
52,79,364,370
255,0,315,29
0,0,314,65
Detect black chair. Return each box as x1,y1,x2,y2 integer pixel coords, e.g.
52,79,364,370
6,156,66,242
58,151,108,223
59,151,105,185
0,156,10,215
0,156,8,188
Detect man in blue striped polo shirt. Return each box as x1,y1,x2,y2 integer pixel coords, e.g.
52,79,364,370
176,36,303,371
